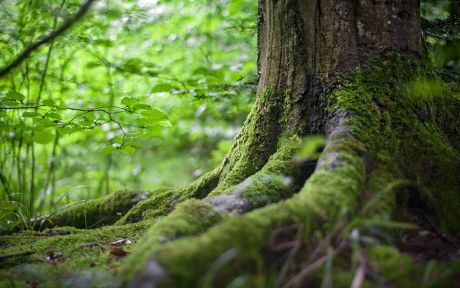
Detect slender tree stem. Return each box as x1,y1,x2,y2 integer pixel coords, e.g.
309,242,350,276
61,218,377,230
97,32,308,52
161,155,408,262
0,0,98,78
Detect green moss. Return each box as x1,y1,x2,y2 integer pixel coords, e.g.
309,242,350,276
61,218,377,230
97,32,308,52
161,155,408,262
331,54,460,233
368,245,420,286
127,56,460,285
0,221,151,287
43,189,151,229
121,199,224,281
150,204,290,287
209,137,305,207
280,87,294,126
117,168,221,224
210,87,286,195
116,189,174,224
3,56,460,287
365,245,460,287
131,134,367,286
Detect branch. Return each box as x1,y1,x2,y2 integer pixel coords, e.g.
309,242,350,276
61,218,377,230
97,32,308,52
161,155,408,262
0,0,98,78
422,15,460,41
0,251,34,260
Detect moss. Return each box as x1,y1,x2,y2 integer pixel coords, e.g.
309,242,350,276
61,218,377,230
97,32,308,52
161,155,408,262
121,199,224,281
117,168,221,224
331,54,460,233
365,245,460,287
128,133,367,286
116,189,174,224
0,221,151,287
3,56,460,286
123,56,460,285
367,245,421,286
210,87,286,195
43,189,151,229
280,87,294,126
208,137,307,208
148,204,290,287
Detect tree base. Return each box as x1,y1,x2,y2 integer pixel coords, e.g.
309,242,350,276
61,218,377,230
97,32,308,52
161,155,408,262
1,56,460,287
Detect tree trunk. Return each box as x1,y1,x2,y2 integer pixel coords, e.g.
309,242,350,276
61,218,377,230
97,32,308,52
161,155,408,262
256,0,420,134
3,1,460,287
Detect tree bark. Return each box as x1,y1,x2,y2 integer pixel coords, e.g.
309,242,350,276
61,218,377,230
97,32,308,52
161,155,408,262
257,0,420,134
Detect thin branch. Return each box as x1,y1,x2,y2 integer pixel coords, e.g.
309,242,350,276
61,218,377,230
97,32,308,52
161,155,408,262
0,0,98,78
0,251,34,260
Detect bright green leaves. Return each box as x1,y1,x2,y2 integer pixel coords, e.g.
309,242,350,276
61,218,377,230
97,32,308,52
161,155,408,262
0,91,25,106
121,97,137,107
22,111,40,118
140,109,168,122
5,91,25,102
31,129,55,144
0,0,258,229
101,140,138,156
151,83,174,93
120,96,154,112
46,112,62,120
41,99,55,106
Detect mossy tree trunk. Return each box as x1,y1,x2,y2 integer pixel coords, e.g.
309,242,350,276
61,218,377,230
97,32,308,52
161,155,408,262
119,1,431,286
4,1,460,287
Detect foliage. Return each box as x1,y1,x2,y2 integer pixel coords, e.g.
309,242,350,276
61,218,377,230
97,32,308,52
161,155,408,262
0,0,257,230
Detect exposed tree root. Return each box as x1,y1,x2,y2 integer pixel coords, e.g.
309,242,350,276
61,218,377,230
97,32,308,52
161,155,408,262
120,57,460,287
41,189,152,229
116,167,221,225
1,57,460,287
124,110,367,287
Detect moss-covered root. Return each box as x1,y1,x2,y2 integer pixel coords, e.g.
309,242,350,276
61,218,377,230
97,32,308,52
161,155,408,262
120,138,318,285
207,137,316,210
41,189,152,229
124,118,367,287
118,140,312,225
121,199,224,282
116,168,221,225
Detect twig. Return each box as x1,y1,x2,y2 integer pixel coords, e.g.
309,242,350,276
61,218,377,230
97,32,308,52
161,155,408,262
0,0,98,78
0,251,34,260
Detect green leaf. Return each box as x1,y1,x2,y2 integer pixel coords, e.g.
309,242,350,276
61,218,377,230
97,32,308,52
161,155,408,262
6,91,25,101
141,109,168,122
192,66,210,76
84,113,96,121
42,99,55,106
101,146,117,154
112,136,124,144
121,97,137,107
296,136,326,160
32,130,54,144
86,61,101,68
135,117,149,127
47,112,61,120
22,112,40,118
151,83,173,93
125,140,141,148
133,103,151,110
122,58,142,74
158,120,172,127
33,118,54,127
121,146,136,155
93,39,113,47
142,125,161,136
79,119,93,127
